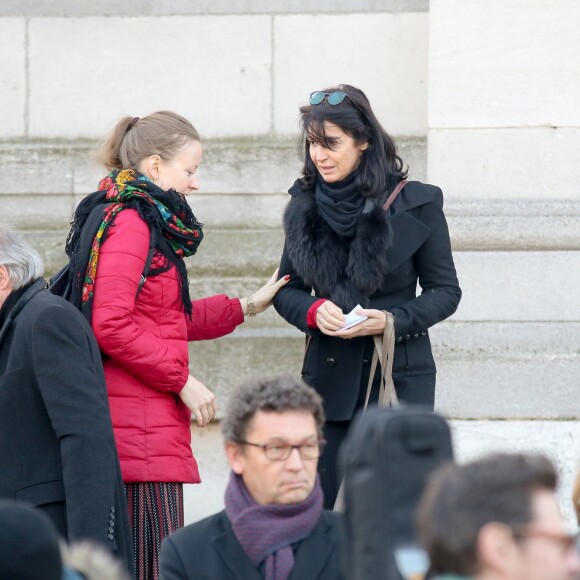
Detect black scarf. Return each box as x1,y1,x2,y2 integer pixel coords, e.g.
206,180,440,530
284,183,392,311
314,171,365,238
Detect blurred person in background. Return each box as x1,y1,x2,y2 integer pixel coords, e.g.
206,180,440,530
417,452,580,580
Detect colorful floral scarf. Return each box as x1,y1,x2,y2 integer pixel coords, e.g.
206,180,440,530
68,168,203,317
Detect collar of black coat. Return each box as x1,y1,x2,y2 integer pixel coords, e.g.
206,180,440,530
0,279,45,339
212,510,338,580
284,180,434,312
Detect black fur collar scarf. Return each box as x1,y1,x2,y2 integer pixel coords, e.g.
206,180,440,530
283,185,392,312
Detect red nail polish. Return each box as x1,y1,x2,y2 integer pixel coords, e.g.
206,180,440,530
285,275,291,280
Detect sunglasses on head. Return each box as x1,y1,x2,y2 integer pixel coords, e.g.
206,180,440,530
309,91,361,111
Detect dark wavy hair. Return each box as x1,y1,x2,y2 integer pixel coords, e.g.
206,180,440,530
298,84,407,198
221,374,325,443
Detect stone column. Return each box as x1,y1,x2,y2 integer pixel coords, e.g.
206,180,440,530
428,0,580,522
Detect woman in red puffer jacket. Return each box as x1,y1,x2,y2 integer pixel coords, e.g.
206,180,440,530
66,111,288,580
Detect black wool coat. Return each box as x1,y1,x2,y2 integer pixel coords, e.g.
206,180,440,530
273,180,461,421
0,280,134,576
159,510,344,580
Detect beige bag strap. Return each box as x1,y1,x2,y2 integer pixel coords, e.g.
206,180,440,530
364,311,399,409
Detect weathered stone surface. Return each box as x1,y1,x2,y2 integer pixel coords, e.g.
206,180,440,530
1,0,429,17
185,320,580,421
429,0,580,128
0,18,26,138
454,251,579,322
449,420,580,528
184,419,580,526
445,199,580,251
0,136,427,199
28,16,272,139
273,13,428,136
428,128,580,200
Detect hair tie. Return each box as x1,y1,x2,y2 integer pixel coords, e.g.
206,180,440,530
130,117,140,128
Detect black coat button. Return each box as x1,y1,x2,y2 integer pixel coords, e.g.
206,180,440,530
396,337,402,343
109,526,114,533
108,533,114,541
326,357,336,367
413,333,419,339
362,358,369,365
404,334,411,340
421,331,427,336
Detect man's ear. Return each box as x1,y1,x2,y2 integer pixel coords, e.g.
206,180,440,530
225,442,245,475
478,522,519,575
0,265,11,291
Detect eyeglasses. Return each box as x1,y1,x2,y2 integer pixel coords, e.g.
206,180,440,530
512,527,580,554
309,90,361,111
239,439,326,462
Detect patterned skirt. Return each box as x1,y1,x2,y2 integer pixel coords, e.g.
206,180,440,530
125,482,184,580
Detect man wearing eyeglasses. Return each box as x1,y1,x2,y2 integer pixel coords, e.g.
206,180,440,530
417,453,580,580
159,374,343,579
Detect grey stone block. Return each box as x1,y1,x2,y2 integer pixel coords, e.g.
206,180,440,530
0,136,427,199
1,0,428,17
454,251,579,322
0,18,26,138
449,420,580,528
185,321,580,421
273,13,428,136
2,194,75,230
436,359,580,419
446,199,580,251
429,128,580,200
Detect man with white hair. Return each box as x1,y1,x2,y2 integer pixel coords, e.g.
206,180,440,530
0,224,133,575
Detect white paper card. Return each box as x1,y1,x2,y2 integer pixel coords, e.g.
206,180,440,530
342,304,368,330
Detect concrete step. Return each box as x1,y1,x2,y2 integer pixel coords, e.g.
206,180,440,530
187,321,580,421
1,136,427,228
17,219,580,282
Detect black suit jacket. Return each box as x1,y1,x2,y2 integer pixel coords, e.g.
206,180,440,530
273,181,461,420
0,280,134,576
159,510,344,580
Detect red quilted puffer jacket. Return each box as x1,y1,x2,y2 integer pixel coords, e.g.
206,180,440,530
91,209,243,483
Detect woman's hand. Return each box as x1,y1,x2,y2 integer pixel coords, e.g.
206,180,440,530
243,269,290,315
179,375,217,427
334,308,387,339
316,301,346,335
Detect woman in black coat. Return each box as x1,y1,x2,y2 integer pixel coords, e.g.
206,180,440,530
273,84,461,508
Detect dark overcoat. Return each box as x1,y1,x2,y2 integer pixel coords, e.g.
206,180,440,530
0,280,134,576
159,510,344,580
273,180,461,420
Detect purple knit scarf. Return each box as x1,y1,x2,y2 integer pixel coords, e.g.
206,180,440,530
224,472,324,580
